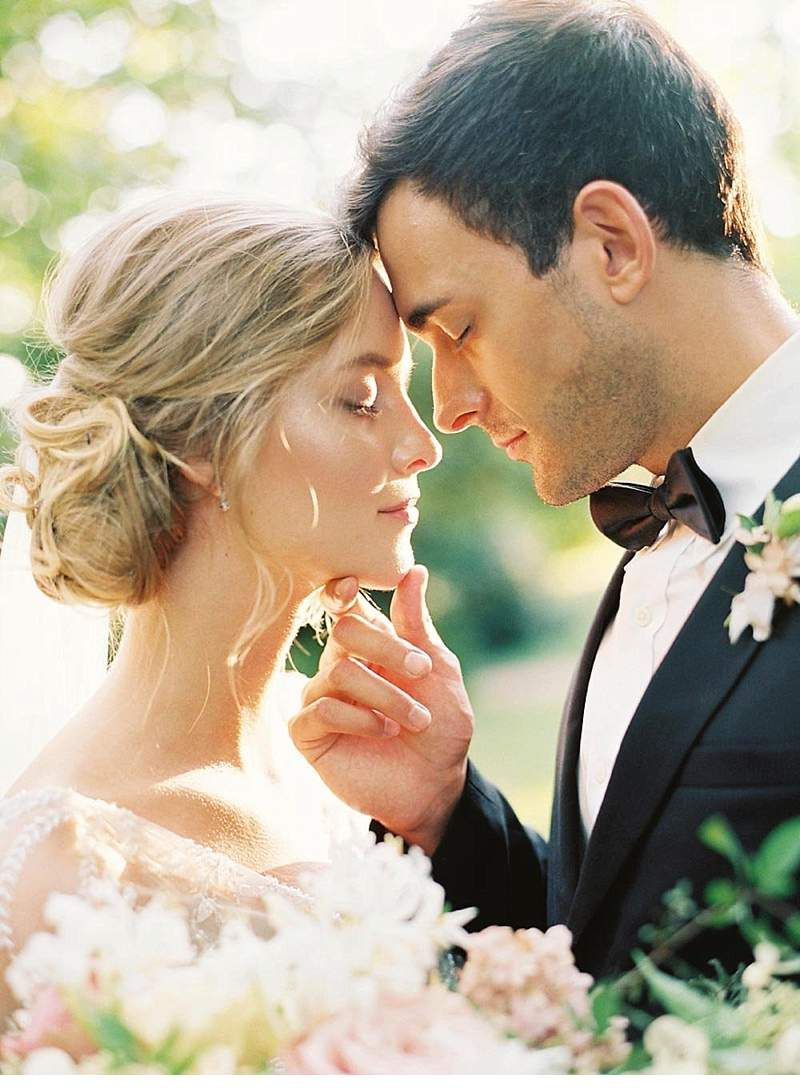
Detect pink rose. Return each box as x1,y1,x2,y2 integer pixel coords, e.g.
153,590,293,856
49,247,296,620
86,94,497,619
282,988,554,1074
0,986,96,1063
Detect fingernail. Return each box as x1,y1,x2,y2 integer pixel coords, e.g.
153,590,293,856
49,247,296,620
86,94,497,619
408,704,431,730
404,650,431,677
335,577,357,601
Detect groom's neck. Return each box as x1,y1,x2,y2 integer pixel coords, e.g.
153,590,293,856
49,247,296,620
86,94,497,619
638,257,799,475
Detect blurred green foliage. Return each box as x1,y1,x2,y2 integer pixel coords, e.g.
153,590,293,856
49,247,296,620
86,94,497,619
1,0,799,689
2,0,800,826
0,0,600,673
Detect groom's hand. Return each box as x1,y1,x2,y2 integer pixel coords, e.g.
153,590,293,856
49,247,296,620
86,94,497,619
288,565,473,855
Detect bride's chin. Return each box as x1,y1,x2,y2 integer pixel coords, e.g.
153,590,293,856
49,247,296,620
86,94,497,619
345,550,416,594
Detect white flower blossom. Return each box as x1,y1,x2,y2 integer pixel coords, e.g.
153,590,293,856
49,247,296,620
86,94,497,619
728,497,800,643
742,942,782,991
256,831,476,1039
6,880,196,1007
192,1044,239,1074
728,570,778,642
734,523,771,547
744,539,800,603
643,1015,709,1073
774,1024,800,1073
19,1047,78,1075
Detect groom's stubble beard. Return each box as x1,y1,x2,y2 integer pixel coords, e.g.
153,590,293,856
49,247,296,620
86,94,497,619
527,273,670,506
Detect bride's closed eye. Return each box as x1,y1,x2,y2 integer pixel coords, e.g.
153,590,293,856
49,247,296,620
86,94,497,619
345,399,381,418
342,374,381,418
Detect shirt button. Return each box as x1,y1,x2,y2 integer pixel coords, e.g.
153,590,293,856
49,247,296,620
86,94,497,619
634,605,653,627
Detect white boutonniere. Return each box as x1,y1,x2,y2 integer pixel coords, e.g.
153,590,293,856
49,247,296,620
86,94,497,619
726,492,800,643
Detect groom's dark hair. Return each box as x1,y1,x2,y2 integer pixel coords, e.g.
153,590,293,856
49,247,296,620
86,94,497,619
345,0,765,274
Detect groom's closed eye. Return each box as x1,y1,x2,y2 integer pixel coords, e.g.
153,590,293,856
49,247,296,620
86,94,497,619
454,324,472,349
404,298,452,332
402,301,474,354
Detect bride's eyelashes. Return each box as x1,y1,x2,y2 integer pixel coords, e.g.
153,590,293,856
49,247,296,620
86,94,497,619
344,399,381,418
341,373,381,418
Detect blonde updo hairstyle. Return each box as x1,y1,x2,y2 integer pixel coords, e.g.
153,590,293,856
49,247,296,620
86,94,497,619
1,195,373,655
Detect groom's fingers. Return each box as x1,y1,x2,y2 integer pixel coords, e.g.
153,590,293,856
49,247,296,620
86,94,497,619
325,613,433,680
302,657,432,733
289,698,395,750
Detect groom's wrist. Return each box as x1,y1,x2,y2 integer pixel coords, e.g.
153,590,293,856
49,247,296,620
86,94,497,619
372,763,468,857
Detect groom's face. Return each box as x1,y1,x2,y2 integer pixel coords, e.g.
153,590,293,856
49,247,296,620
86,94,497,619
376,181,659,505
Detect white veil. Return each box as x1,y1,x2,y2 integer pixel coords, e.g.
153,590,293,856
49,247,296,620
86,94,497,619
0,480,109,797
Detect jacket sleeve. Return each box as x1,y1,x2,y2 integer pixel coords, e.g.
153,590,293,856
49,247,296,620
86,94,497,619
370,761,547,931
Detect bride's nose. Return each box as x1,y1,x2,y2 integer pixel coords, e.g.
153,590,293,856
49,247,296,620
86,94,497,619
392,417,442,476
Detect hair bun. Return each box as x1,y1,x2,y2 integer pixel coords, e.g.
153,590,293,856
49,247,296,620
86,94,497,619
1,384,184,609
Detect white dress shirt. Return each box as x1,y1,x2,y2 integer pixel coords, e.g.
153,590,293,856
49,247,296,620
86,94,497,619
579,330,800,838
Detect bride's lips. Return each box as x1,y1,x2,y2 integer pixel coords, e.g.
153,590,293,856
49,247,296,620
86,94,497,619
378,498,420,525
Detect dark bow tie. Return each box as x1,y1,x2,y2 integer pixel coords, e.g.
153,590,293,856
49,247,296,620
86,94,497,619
589,447,726,551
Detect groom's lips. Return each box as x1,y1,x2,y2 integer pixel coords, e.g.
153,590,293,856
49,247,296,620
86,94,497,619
494,431,528,457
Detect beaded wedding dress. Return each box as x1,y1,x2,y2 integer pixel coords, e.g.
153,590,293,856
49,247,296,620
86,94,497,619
0,505,365,1022
0,785,313,961
0,671,366,1002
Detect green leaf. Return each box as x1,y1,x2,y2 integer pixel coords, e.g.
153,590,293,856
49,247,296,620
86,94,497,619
763,492,782,533
87,1009,143,1066
776,508,800,539
590,981,621,1035
168,1051,199,1075
752,816,800,898
704,879,738,909
736,513,758,531
151,1028,182,1066
698,815,748,878
632,951,719,1021
632,954,743,1046
784,913,800,947
738,914,786,951
705,908,740,929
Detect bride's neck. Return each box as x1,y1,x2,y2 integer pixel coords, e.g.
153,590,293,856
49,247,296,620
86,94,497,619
89,522,315,779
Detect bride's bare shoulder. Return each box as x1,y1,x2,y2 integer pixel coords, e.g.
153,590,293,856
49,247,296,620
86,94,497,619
0,789,87,1022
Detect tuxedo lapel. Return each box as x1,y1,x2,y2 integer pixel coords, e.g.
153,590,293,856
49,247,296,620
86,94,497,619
547,550,632,924
566,456,800,945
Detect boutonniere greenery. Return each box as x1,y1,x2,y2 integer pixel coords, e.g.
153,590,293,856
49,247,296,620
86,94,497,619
726,492,800,643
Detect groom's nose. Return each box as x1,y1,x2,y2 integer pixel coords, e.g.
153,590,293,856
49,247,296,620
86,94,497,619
431,350,486,434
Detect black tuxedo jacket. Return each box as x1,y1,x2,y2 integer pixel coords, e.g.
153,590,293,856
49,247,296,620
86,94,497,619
413,456,800,979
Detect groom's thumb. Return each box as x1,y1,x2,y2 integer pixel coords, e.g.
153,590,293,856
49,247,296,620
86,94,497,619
390,564,439,649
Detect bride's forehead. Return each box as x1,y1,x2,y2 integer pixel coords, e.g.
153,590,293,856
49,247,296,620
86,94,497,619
334,280,405,370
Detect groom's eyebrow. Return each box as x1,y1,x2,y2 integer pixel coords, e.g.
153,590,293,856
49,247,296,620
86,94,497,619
404,297,451,331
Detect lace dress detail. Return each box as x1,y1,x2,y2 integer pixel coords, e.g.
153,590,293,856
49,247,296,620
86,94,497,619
0,786,312,959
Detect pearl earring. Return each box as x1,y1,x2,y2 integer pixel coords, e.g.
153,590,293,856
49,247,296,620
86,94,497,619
218,486,230,512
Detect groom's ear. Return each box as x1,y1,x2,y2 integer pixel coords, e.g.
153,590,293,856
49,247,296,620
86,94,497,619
570,180,655,305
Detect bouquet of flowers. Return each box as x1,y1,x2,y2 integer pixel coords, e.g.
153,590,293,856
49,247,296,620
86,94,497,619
621,814,800,1075
0,833,629,1075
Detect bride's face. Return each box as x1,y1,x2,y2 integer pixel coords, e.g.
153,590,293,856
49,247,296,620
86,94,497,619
243,274,442,591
